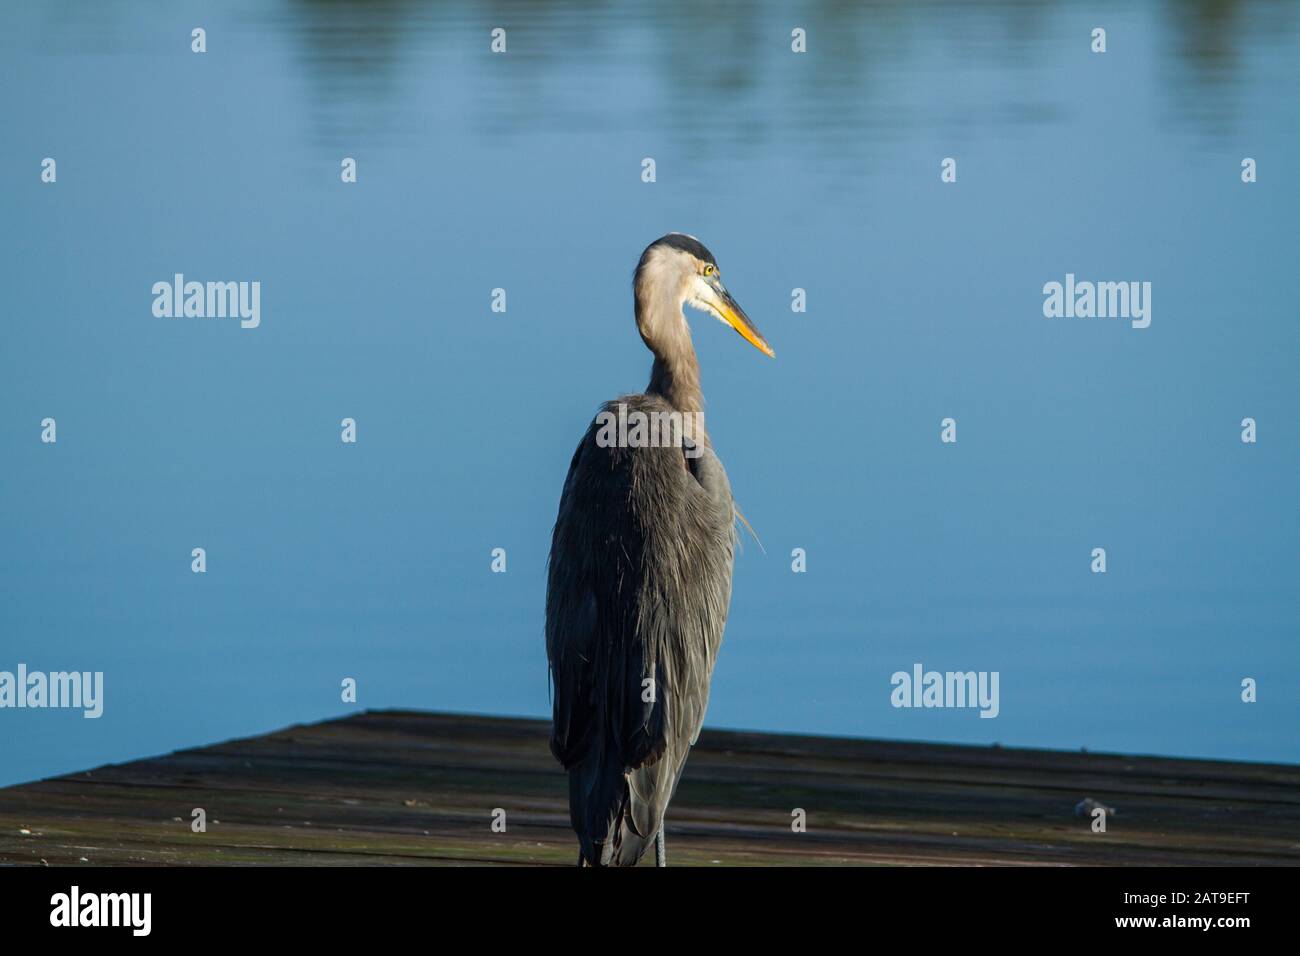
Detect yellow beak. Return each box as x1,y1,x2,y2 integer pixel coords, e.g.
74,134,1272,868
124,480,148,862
711,279,774,358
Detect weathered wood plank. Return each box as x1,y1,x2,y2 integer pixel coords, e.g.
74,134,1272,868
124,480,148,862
1,710,1296,866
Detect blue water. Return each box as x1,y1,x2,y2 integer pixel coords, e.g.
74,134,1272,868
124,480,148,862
2,1,1297,787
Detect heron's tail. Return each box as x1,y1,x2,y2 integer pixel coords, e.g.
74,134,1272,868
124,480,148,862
569,738,655,867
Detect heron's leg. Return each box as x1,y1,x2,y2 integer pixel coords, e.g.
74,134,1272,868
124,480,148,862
655,825,666,867
576,850,584,867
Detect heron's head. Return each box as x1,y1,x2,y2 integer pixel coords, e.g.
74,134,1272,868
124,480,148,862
633,234,774,359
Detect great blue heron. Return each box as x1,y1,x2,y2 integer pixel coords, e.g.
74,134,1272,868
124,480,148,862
546,234,773,866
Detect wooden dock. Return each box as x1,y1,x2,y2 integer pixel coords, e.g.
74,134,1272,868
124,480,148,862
2,710,1296,866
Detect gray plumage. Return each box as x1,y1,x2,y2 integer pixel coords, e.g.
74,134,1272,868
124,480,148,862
545,234,773,867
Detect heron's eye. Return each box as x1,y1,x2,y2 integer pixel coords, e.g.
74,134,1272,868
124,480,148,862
703,264,715,277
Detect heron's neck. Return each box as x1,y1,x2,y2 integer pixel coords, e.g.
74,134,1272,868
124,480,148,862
647,350,703,415
638,287,709,451
643,299,704,416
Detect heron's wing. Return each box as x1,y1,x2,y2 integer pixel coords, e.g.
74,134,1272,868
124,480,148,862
545,412,661,771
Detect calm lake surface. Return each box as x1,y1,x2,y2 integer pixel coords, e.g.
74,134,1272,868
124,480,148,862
2,1,1298,786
